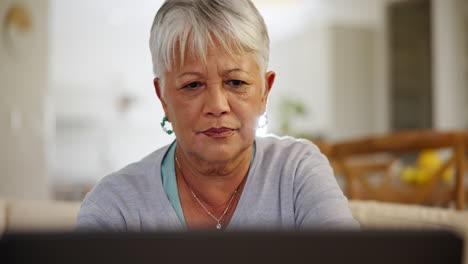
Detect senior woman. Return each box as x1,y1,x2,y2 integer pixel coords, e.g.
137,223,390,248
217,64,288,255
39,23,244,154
77,0,358,231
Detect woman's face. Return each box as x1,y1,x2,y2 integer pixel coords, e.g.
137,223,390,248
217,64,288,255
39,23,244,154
155,46,275,163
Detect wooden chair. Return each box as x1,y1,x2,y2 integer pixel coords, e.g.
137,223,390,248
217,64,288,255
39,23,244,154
328,130,467,210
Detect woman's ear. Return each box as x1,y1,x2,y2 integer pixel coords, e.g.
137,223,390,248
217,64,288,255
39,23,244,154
261,71,276,113
265,71,275,94
154,78,169,118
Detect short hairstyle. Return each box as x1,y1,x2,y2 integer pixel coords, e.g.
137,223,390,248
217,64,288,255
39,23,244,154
149,0,270,87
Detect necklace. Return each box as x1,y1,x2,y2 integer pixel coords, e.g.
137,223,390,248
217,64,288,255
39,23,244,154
175,155,238,230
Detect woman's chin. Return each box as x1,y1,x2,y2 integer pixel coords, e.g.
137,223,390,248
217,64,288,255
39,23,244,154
182,131,254,163
197,149,240,163
192,143,251,164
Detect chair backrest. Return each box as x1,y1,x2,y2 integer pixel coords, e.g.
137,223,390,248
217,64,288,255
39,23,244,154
329,130,467,210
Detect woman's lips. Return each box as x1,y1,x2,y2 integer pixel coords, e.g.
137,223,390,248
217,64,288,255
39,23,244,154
201,127,235,138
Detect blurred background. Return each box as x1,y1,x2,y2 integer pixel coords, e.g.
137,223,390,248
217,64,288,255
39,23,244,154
1,0,467,201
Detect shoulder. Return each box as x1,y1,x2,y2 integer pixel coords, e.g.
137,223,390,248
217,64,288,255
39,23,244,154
255,135,324,166
253,135,333,190
77,143,183,231
77,144,171,231
252,136,358,230
256,134,320,153
254,134,335,191
83,144,170,209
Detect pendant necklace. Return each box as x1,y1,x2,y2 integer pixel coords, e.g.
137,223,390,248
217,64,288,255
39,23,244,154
175,155,238,230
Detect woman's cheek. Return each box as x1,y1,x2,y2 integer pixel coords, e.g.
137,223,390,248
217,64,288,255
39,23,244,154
244,115,259,134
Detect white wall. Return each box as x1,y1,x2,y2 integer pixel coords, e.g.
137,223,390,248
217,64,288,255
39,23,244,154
432,0,468,130
50,0,173,184
372,1,392,135
367,0,468,134
268,24,332,137
266,0,387,139
0,0,50,199
328,25,376,140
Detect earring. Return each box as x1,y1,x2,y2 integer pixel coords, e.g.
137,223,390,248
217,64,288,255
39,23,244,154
257,113,269,128
161,116,173,135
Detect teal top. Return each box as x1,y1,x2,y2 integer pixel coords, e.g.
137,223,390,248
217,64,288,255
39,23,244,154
160,142,185,227
160,141,256,228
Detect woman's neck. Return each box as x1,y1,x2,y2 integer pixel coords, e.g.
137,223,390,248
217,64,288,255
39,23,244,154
175,144,252,207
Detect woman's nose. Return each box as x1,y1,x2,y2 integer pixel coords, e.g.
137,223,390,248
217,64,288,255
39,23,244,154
203,83,230,117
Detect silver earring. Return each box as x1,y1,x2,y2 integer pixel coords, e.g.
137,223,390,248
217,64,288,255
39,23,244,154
257,113,269,128
161,116,173,135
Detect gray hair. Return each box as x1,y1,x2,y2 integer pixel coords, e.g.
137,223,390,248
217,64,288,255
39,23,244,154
149,0,270,87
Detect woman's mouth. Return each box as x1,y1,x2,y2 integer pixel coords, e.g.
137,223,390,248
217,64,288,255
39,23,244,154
201,127,235,138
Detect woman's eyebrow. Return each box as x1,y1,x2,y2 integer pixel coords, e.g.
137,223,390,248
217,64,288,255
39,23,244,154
223,68,250,75
178,72,203,78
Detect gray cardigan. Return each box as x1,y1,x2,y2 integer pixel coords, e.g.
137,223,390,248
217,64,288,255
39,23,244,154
76,135,359,231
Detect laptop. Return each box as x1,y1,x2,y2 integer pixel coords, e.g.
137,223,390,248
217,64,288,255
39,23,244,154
1,230,463,264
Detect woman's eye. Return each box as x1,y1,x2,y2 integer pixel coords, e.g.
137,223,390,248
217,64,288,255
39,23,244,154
227,80,246,86
183,82,202,89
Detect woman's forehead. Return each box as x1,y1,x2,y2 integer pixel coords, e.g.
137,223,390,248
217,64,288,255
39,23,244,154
173,47,259,74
